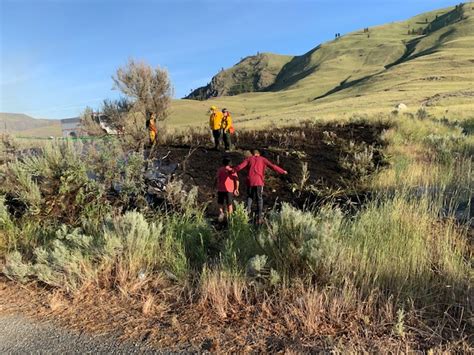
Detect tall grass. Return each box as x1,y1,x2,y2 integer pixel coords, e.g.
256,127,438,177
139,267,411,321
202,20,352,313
345,192,470,299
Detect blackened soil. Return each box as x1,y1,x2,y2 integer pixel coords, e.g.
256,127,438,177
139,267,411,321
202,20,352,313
152,122,388,216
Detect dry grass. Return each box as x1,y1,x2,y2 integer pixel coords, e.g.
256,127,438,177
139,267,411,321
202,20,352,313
2,275,470,352
198,268,247,319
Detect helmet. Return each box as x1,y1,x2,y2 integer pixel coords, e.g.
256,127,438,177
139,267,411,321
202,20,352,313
210,105,217,111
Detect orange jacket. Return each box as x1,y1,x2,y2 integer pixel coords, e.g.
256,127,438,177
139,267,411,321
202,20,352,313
221,113,233,132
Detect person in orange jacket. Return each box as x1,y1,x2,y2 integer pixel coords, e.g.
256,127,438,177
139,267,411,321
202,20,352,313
221,108,233,151
209,105,224,150
146,111,158,145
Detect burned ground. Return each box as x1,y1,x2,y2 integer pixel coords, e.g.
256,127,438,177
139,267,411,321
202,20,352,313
0,121,388,225
152,121,388,216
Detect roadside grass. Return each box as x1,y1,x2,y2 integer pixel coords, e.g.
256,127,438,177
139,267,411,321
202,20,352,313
0,110,472,351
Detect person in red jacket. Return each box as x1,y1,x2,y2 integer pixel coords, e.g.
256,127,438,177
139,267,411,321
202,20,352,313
234,149,287,223
215,157,240,222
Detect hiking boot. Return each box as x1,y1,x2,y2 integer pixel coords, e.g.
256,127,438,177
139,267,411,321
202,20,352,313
218,212,225,223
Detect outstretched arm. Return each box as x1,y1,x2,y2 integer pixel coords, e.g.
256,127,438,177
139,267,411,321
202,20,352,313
264,158,287,175
234,158,249,172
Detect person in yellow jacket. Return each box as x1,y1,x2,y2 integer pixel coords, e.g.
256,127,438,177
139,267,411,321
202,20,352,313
146,111,158,145
221,108,233,151
209,105,224,150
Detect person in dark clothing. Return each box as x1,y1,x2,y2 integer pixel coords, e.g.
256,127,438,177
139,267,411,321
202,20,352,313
234,149,287,224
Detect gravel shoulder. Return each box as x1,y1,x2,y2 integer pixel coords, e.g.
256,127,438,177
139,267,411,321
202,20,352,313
0,313,152,354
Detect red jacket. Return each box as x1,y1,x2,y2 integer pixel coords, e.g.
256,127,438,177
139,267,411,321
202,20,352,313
234,155,286,187
216,166,238,192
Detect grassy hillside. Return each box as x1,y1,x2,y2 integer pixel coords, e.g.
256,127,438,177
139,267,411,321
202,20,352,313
169,4,474,129
0,113,61,137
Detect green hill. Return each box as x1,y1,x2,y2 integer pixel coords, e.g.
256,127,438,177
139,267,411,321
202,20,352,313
185,53,293,100
171,4,473,128
0,113,61,137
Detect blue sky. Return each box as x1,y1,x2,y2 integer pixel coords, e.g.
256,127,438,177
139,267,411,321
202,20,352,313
0,0,460,119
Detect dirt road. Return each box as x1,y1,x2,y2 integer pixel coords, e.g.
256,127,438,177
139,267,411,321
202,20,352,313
0,314,151,353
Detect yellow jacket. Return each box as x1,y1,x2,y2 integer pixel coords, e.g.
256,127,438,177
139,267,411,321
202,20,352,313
221,114,233,131
209,111,224,130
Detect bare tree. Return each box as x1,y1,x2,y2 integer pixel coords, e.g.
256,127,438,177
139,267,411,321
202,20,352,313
112,59,173,122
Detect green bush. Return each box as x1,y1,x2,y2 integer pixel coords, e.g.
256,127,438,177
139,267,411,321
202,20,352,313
103,211,188,281
164,179,199,214
3,140,109,225
2,211,191,291
424,133,468,164
340,141,376,179
3,251,32,282
259,203,343,282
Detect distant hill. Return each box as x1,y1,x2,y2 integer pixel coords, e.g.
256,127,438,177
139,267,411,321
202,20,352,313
0,113,62,137
174,3,473,127
185,53,293,100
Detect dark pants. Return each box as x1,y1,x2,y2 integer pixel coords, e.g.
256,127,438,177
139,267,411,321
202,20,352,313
212,129,221,149
222,131,231,150
247,186,264,221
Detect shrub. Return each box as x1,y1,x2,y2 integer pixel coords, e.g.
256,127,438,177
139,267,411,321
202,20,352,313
424,133,467,164
114,151,147,209
0,196,15,256
3,140,109,225
340,141,376,179
259,203,343,282
416,107,428,120
3,211,192,291
0,134,18,164
164,179,199,214
32,226,96,291
103,211,188,283
3,251,32,282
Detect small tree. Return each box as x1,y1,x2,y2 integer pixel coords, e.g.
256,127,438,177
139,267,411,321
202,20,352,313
80,107,103,136
80,98,132,136
112,59,173,122
79,60,172,150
